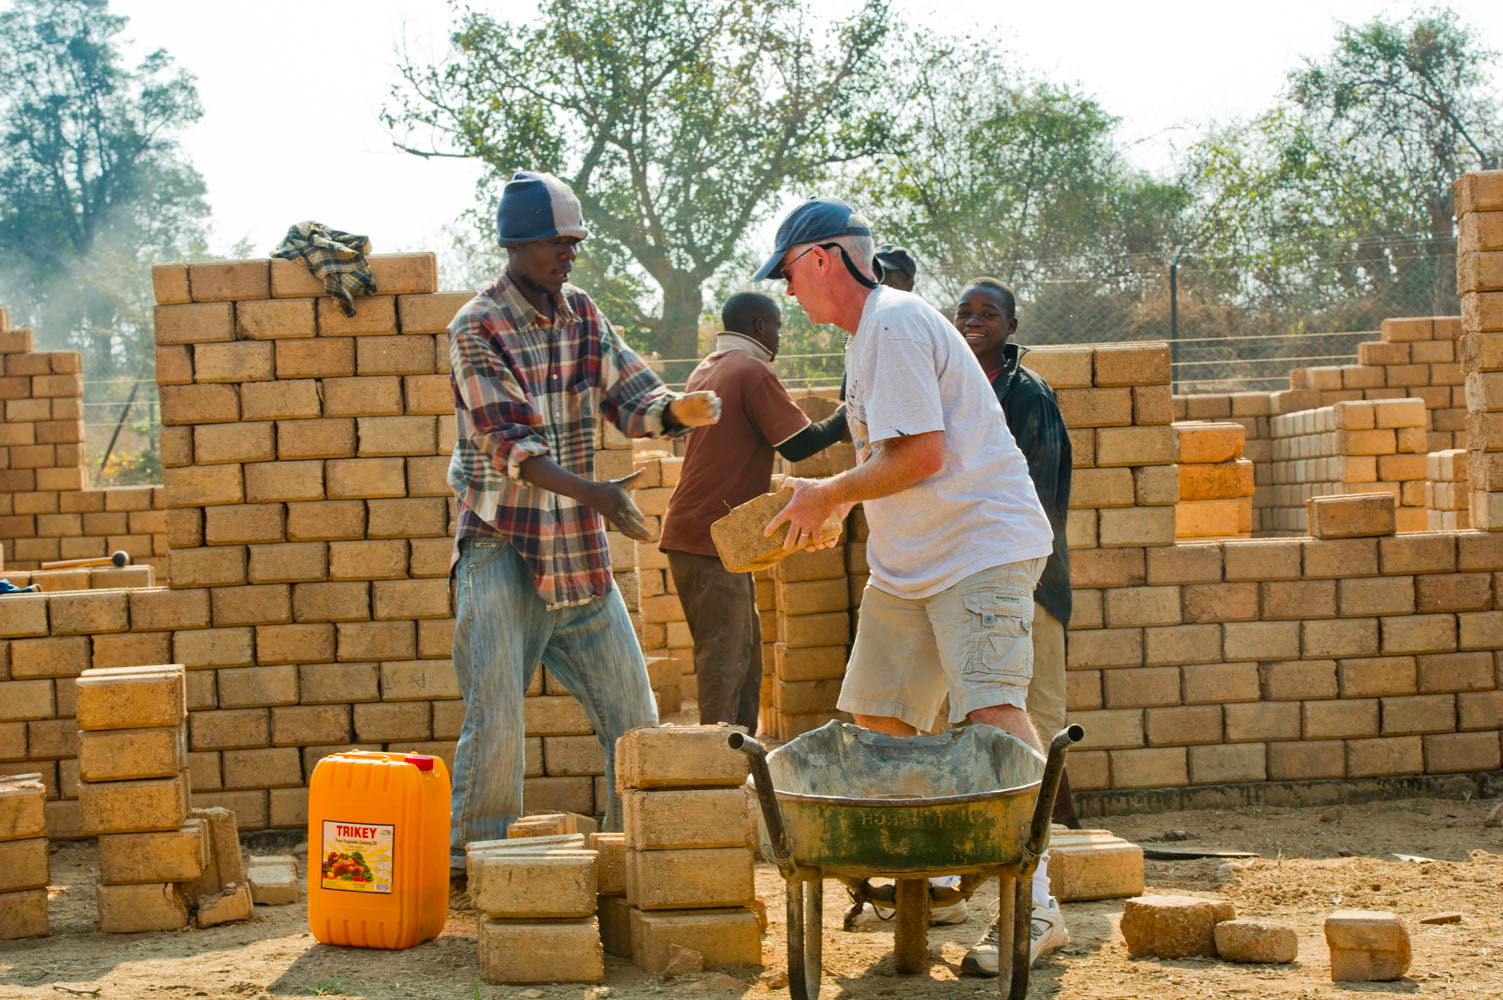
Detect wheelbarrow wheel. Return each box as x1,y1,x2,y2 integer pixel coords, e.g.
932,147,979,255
892,877,930,973
785,879,823,1000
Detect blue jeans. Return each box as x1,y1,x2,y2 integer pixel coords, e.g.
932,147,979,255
449,538,658,869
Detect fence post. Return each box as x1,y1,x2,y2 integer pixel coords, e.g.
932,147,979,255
1168,246,1183,392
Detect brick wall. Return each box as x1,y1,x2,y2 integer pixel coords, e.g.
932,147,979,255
1457,169,1503,530
4,255,1499,829
0,310,167,578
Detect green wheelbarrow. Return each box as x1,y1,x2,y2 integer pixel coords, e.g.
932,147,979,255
729,720,1083,1000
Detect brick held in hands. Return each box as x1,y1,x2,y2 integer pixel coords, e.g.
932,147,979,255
75,664,186,731
615,724,749,791
711,490,842,573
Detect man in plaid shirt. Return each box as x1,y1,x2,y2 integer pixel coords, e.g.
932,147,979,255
447,171,721,876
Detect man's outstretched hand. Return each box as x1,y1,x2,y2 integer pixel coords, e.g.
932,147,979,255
587,471,653,541
764,477,851,551
669,390,722,428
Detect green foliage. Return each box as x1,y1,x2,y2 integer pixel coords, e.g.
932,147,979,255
385,0,900,361
0,0,209,378
844,37,1189,339
1181,7,1501,326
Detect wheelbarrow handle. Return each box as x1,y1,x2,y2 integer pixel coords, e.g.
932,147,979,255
1009,723,1084,1000
1021,724,1084,879
727,732,798,881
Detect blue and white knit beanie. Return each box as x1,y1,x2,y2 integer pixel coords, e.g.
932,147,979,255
496,171,589,247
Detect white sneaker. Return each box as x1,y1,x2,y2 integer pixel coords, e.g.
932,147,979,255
847,898,969,926
960,898,1069,976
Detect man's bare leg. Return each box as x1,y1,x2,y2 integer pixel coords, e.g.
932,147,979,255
852,714,919,737
967,703,1042,752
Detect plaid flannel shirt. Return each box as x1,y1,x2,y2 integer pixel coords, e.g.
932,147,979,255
448,273,678,609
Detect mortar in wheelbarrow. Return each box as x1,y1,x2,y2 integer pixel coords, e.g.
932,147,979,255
754,720,1045,880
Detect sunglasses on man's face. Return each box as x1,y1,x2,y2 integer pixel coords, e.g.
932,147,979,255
782,242,842,279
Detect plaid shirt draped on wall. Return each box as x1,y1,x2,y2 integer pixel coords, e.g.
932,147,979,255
448,273,678,609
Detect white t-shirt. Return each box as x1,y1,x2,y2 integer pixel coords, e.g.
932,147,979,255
844,287,1054,599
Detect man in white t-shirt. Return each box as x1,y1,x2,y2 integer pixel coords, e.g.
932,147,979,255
754,197,1067,974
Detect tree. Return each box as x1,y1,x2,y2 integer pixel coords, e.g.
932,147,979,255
1183,8,1502,322
0,0,209,482
0,0,208,367
385,0,898,371
845,40,1189,340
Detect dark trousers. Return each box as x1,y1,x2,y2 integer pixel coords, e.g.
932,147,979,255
665,549,763,731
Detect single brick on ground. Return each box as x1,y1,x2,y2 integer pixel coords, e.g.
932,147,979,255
1325,909,1412,982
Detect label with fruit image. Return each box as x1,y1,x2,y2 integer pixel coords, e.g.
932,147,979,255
320,820,394,894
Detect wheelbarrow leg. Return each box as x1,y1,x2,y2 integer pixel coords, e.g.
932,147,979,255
786,878,823,1000
892,877,930,973
994,873,1016,989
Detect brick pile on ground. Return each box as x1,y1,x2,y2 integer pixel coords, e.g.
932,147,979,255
768,545,851,739
0,773,49,939
76,663,202,931
468,832,603,984
1174,421,1254,539
1456,169,1503,531
1425,448,1471,531
618,725,761,974
1267,398,1430,534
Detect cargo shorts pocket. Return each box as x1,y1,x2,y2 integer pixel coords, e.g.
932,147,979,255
960,591,1032,683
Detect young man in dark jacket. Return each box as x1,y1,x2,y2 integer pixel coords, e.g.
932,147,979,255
953,276,1076,975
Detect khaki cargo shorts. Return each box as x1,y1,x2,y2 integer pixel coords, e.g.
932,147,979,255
838,558,1046,732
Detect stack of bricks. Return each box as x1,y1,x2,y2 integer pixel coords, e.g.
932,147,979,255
0,559,155,593
1456,169,1503,531
0,774,48,940
618,725,761,973
1031,343,1178,553
623,449,695,704
1266,399,1429,534
0,310,169,575
768,546,851,739
1291,315,1467,453
1425,449,1471,531
75,663,201,932
468,833,604,984
150,254,473,828
1173,421,1254,539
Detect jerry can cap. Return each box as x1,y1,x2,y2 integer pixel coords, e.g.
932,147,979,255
404,754,436,772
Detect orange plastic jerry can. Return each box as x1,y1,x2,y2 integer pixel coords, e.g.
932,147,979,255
307,750,451,948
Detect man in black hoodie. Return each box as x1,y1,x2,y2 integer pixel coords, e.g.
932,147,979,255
953,276,1076,975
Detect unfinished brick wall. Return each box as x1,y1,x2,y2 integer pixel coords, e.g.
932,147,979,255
1266,398,1430,535
1062,531,1501,791
0,310,168,578
1457,170,1503,531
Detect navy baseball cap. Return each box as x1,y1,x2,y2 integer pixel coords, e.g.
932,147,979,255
752,197,873,281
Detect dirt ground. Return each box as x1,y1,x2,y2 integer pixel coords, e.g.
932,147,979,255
2,795,1500,1000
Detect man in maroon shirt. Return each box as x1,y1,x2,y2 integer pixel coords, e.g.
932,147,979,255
660,292,848,729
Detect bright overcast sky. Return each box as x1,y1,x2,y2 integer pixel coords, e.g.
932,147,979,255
104,0,1502,263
